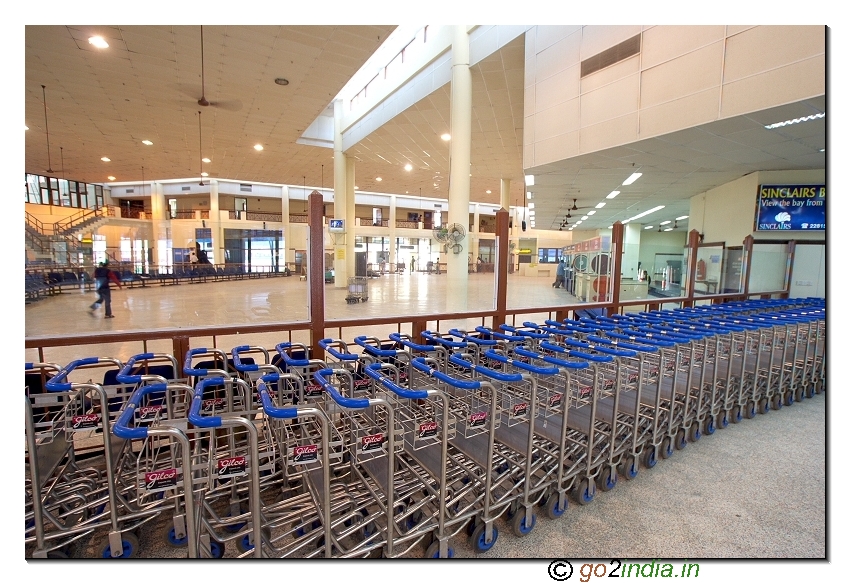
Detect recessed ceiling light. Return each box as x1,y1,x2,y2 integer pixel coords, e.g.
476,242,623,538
660,220,671,225
202,158,211,163
580,216,588,221
595,202,606,209
644,225,654,230
622,172,642,186
433,183,437,187
676,215,689,220
107,176,115,181
606,190,620,199
404,163,413,171
274,78,289,86
441,133,451,141
486,190,491,194
201,172,208,177
254,144,264,151
376,177,382,182
142,140,153,146
587,210,596,215
101,157,111,162
88,36,109,49
664,228,673,232
354,186,359,189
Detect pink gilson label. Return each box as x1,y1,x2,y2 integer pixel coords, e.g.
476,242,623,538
72,414,99,430
293,444,318,463
136,405,163,421
512,402,528,417
145,468,178,490
418,421,438,439
549,393,563,407
469,411,487,427
217,456,247,476
361,433,384,451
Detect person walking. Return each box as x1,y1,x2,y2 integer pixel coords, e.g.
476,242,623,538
553,259,566,288
410,256,416,273
90,260,122,318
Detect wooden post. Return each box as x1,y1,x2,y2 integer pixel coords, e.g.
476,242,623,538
608,221,624,316
682,229,700,308
173,335,190,370
308,191,326,359
783,240,796,299
492,207,509,330
742,235,754,298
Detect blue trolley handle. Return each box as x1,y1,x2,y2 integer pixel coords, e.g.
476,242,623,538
183,347,229,378
231,346,260,372
363,362,429,399
255,373,298,419
586,334,658,353
115,353,159,384
353,336,401,358
420,331,467,349
539,341,614,363
605,330,676,348
389,333,438,353
482,349,560,375
448,329,498,346
275,342,312,367
500,324,549,340
313,369,370,409
45,357,103,392
318,339,359,362
474,327,526,343
448,353,524,382
112,382,170,439
187,378,227,427
513,346,589,370
410,357,480,390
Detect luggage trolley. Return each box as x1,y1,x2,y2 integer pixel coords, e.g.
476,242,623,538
26,361,99,559
274,342,328,402
345,276,369,303
42,357,151,558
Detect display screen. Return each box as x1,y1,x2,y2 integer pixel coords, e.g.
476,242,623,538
755,184,825,231
328,219,345,232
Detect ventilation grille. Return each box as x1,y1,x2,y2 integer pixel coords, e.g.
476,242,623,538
125,188,134,194
240,184,252,192
581,34,641,78
182,186,191,191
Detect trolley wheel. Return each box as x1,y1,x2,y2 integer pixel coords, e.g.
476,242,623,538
207,539,225,559
641,447,657,470
814,380,823,395
573,478,597,505
45,550,69,559
702,415,716,436
620,454,639,478
794,387,804,402
425,540,455,558
730,405,742,424
164,526,188,547
544,495,567,519
510,511,537,537
783,391,794,407
224,505,248,533
806,384,817,398
362,297,368,302
405,510,424,531
757,398,769,415
237,526,271,553
659,436,674,459
716,410,729,429
100,531,139,559
673,428,687,450
599,465,617,491
688,423,701,443
470,523,498,553
744,401,757,419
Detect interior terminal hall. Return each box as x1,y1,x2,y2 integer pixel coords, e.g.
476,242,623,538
23,23,827,563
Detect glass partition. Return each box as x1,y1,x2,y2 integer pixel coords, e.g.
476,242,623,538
720,247,744,294
693,244,725,296
748,243,790,294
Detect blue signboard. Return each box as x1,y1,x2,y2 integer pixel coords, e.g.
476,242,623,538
755,184,825,232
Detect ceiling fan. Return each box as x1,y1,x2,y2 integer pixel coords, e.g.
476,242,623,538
185,26,243,112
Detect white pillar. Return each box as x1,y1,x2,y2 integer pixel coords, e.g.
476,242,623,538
281,185,291,270
500,178,511,211
389,194,397,269
346,157,356,279
447,25,472,312
333,99,349,287
151,182,167,268
209,179,220,264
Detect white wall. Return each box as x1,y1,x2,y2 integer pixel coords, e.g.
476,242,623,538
788,244,826,299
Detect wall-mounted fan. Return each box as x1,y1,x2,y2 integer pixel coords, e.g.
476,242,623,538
446,223,466,243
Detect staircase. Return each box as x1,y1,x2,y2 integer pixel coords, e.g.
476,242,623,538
25,207,114,265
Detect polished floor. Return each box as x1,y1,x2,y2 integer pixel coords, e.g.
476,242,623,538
22,271,828,570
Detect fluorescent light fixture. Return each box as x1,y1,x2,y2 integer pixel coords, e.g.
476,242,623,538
595,202,606,209
142,140,153,146
587,211,596,215
200,172,208,177
375,177,382,182
202,158,211,163
528,203,534,209
820,148,825,152
89,36,109,48
764,112,824,129
101,157,111,162
486,190,492,194
608,225,613,229
580,216,588,221
622,220,630,224
622,172,642,186
441,133,451,141
644,225,654,230
606,190,620,199
25,125,29,130
664,228,673,232
404,163,413,171
525,175,534,186
624,205,665,222
527,191,533,199
254,144,264,151
676,215,689,220
660,220,671,225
